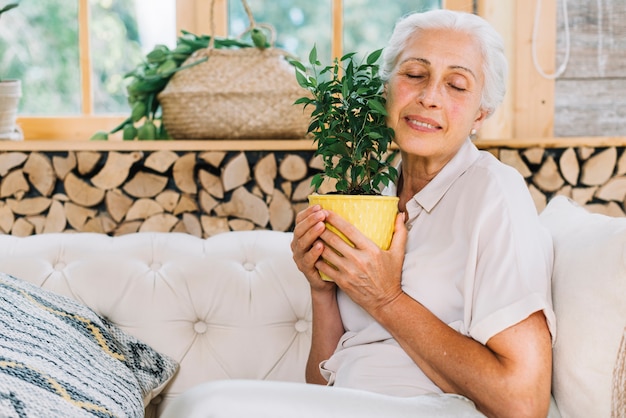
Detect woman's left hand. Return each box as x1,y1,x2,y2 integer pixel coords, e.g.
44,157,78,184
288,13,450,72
315,210,408,313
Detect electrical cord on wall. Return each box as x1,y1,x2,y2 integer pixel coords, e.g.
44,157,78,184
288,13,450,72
532,0,570,79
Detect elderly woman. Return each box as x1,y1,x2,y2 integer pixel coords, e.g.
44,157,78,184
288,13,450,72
163,9,556,418
292,8,555,418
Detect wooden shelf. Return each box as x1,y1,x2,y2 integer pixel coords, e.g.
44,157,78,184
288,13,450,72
1,136,626,152
0,139,317,152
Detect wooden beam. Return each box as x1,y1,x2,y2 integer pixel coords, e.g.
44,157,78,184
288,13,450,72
513,0,556,138
176,0,195,35
17,116,126,141
442,0,474,13
78,0,93,115
477,0,514,140
176,0,226,37
332,0,343,60
4,137,626,152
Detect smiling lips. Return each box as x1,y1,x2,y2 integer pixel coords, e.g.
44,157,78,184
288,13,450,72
407,117,441,131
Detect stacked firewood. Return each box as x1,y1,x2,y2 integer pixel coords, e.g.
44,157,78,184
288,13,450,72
0,146,625,237
0,150,323,237
492,146,626,217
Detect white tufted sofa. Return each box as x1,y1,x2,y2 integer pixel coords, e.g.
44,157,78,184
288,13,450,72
0,230,312,417
0,195,624,417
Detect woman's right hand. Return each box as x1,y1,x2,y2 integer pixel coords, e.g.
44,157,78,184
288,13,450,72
291,205,336,292
293,206,344,385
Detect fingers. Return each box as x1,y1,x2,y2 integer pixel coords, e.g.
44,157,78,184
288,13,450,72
322,210,369,251
319,210,407,284
292,205,326,251
291,205,330,283
389,212,408,254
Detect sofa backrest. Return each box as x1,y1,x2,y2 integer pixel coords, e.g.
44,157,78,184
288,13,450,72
4,196,623,417
0,230,312,417
539,196,626,417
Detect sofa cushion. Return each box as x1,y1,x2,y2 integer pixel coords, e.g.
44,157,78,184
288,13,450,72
539,196,626,417
0,272,178,417
0,230,312,416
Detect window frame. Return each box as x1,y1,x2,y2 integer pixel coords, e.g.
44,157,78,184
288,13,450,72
15,0,556,142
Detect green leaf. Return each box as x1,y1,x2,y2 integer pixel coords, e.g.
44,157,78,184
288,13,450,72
122,123,138,140
293,97,312,106
146,45,169,63
310,174,324,191
106,116,131,134
309,45,318,66
340,52,357,62
131,101,147,122
336,180,349,192
172,42,193,55
294,70,310,89
137,120,157,140
289,59,307,73
366,49,383,65
367,99,388,116
89,130,109,141
214,37,253,49
157,123,173,140
251,27,268,50
157,59,178,75
0,3,19,15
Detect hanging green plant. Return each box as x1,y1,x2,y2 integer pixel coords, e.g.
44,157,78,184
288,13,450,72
90,0,272,141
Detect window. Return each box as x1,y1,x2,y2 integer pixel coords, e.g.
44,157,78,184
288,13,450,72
2,0,441,140
229,0,440,64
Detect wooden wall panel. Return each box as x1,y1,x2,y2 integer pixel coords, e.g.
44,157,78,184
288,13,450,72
442,0,475,13
176,0,226,36
555,79,626,137
476,0,557,140
513,0,556,138
553,0,626,137
476,0,515,140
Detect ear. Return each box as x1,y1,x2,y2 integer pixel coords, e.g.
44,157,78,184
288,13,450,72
472,108,490,132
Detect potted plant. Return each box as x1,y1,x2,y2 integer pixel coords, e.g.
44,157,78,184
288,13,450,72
0,2,21,141
292,46,399,280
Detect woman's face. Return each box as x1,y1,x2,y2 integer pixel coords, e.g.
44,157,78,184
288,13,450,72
385,28,488,167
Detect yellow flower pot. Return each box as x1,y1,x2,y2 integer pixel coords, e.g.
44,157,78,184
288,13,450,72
308,194,399,281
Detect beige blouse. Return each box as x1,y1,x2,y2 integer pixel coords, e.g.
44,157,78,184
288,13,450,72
320,138,556,397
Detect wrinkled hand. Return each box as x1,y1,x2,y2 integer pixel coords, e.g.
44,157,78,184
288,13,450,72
291,205,336,293
316,210,408,315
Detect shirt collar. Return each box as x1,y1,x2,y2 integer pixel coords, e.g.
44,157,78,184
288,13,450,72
383,138,481,214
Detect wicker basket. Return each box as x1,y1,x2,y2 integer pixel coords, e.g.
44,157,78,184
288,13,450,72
158,47,311,139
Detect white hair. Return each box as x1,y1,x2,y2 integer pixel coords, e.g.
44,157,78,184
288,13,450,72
380,9,507,117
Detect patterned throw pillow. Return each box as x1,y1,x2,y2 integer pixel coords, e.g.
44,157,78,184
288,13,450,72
0,272,178,417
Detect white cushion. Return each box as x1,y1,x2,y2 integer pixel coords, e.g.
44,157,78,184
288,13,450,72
540,196,626,417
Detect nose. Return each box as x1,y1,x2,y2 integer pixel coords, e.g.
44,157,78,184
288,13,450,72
418,81,441,108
